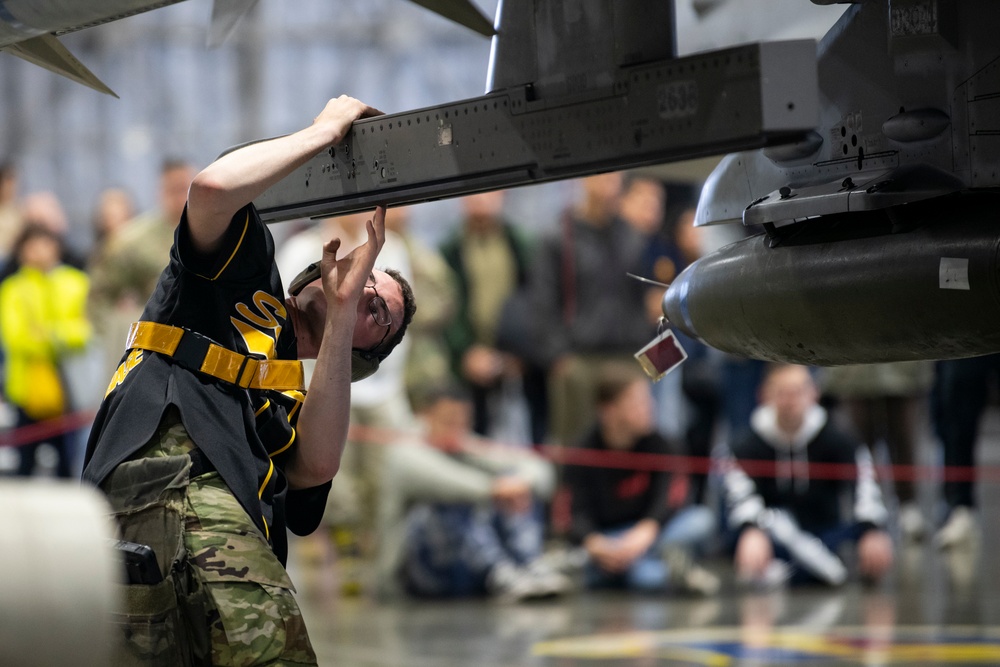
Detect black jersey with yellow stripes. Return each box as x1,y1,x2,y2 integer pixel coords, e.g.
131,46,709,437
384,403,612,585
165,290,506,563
82,204,330,565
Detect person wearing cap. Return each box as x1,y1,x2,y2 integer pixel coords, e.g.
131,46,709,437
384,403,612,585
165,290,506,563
82,95,416,666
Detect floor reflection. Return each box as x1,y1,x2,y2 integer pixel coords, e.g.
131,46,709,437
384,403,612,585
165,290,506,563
290,535,998,667
286,416,999,667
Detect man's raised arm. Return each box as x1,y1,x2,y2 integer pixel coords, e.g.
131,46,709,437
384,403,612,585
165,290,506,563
289,206,387,488
186,96,382,254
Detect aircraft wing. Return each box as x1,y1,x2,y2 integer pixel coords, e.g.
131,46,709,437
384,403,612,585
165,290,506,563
1,33,117,97
0,0,494,94
407,0,495,36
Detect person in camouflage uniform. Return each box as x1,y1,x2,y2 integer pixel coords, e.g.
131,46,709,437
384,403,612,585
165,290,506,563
102,407,317,665
87,160,195,376
90,158,195,303
84,96,416,666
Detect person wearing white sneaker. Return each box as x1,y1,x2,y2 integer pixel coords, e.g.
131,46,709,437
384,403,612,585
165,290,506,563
722,364,895,588
931,355,999,552
935,505,980,549
898,502,926,542
564,363,718,595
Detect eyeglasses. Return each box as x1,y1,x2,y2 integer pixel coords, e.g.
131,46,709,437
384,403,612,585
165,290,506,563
367,273,393,352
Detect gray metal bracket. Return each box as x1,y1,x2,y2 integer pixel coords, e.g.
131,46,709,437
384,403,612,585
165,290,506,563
252,39,818,223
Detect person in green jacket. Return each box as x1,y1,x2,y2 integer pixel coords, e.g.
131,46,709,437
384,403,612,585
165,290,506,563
440,191,545,443
0,224,91,476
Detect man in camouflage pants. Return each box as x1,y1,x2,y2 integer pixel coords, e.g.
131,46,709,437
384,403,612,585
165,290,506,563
84,96,416,665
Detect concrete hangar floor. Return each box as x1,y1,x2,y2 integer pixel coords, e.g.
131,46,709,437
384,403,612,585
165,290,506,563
286,415,1000,667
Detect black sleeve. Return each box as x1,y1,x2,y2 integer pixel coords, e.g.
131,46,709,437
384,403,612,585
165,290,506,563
175,204,271,282
285,481,332,535
258,390,329,535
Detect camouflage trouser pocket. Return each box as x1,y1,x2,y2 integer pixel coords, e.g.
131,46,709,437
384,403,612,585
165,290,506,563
111,577,188,667
103,453,210,666
186,474,317,666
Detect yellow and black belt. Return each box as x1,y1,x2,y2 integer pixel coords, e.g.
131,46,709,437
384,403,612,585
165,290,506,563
125,321,305,392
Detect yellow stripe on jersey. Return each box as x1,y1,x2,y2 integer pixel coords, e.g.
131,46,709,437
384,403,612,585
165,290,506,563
211,210,250,280
269,429,296,459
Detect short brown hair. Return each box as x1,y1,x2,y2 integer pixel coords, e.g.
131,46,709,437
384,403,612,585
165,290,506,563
375,267,416,358
594,361,646,407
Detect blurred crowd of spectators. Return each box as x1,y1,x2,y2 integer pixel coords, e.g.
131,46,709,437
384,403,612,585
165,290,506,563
0,161,987,604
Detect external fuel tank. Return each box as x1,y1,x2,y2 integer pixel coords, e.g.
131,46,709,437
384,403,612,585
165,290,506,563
663,195,1000,366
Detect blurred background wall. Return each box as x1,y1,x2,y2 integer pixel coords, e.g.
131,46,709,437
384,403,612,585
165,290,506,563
0,0,845,253
0,0,580,252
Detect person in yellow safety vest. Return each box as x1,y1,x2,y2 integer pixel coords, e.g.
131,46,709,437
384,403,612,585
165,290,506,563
0,224,91,477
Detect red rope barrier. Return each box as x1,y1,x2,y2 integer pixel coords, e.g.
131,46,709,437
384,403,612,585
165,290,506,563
1,411,995,484
537,443,986,483
346,423,997,483
0,409,97,447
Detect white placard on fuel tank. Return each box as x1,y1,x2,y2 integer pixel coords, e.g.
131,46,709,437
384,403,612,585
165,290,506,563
939,257,970,290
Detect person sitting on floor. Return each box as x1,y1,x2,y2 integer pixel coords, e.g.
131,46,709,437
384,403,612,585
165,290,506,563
377,384,569,601
563,362,720,595
720,363,894,588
